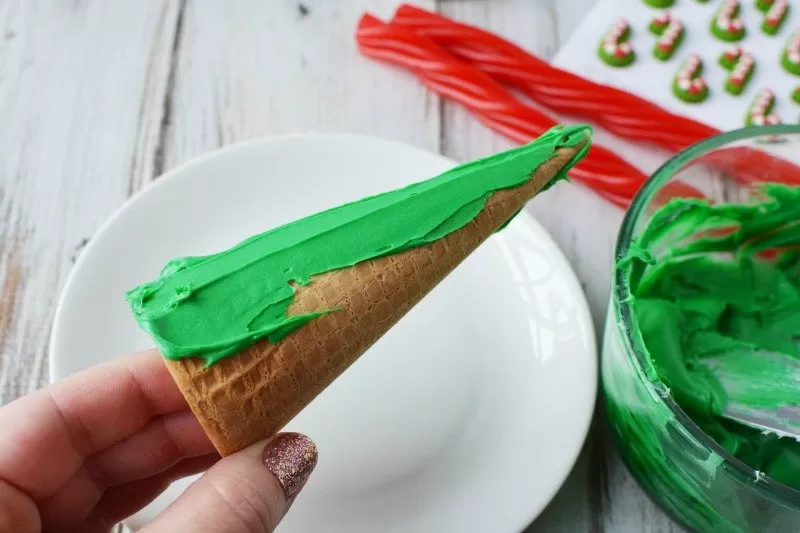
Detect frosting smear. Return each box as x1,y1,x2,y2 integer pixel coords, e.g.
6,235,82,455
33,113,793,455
126,125,591,365
624,183,800,489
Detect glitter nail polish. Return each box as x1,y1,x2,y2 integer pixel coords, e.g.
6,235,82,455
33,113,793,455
262,432,318,500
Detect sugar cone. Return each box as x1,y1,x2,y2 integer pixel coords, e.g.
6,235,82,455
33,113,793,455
164,141,587,456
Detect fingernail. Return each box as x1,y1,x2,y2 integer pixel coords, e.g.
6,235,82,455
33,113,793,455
262,432,318,500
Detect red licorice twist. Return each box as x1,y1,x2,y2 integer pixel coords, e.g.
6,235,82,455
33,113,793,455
357,14,689,206
390,4,716,151
389,4,800,188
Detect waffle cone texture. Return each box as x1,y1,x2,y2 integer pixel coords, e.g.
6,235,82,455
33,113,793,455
164,142,586,456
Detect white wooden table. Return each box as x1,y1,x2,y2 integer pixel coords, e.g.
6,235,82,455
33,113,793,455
0,1,685,531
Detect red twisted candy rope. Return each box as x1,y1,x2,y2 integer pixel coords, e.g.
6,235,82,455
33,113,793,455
390,4,716,152
357,14,701,206
389,4,800,187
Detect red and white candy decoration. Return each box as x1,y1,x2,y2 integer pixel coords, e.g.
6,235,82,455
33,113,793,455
603,19,633,58
649,12,684,60
658,20,684,53
765,0,789,29
719,46,754,94
676,54,707,94
715,0,744,34
730,52,754,85
748,89,780,126
651,12,671,29
721,46,742,63
786,31,800,66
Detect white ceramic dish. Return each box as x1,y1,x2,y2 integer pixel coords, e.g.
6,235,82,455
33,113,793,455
49,133,597,532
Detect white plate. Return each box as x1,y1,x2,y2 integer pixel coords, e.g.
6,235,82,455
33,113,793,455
50,134,597,532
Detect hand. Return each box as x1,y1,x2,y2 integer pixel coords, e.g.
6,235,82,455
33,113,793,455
0,350,318,533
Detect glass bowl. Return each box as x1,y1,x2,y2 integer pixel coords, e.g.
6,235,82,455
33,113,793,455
603,124,800,533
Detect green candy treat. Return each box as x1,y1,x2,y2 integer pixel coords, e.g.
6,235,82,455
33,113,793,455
711,22,746,42
761,2,790,36
649,14,685,61
756,0,774,12
719,49,755,96
792,86,800,104
719,48,740,69
782,33,800,76
744,89,778,127
598,44,636,67
710,1,746,42
673,55,709,103
725,69,755,96
643,0,675,7
673,79,709,103
598,20,635,68
783,53,800,75
648,16,668,34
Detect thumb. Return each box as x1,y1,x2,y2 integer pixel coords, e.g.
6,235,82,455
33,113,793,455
143,433,317,533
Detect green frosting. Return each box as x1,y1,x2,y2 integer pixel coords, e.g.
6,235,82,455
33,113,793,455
126,125,591,366
623,184,800,490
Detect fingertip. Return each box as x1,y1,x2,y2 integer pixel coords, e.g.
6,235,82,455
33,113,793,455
262,433,318,501
142,434,315,533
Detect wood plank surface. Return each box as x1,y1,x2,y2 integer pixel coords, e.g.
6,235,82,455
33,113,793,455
0,0,180,400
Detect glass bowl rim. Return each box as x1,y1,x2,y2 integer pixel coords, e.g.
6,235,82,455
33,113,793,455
613,123,800,505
